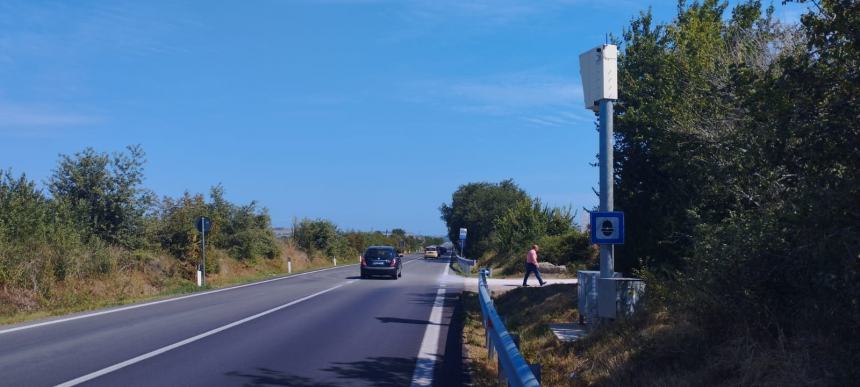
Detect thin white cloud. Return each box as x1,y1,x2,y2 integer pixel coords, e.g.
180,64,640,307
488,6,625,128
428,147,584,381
0,103,103,128
451,80,581,108
0,1,196,63
415,71,591,128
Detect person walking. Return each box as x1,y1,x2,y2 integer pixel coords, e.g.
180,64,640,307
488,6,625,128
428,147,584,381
523,244,547,287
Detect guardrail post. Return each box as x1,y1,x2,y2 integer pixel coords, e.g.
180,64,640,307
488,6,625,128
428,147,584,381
487,332,494,360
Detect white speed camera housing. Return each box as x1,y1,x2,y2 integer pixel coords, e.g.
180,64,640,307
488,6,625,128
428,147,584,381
579,44,618,112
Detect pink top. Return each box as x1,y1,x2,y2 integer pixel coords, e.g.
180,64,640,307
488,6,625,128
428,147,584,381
526,249,538,265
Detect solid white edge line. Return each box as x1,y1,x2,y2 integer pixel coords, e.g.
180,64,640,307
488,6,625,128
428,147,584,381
0,254,423,336
54,280,356,387
410,263,450,386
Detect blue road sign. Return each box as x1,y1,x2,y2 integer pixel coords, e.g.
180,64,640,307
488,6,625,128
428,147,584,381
195,216,212,234
589,211,624,245
459,228,467,241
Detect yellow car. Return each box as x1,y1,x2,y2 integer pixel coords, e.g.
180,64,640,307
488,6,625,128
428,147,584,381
424,246,439,259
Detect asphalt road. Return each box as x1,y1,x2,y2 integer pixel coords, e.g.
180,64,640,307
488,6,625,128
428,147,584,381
0,253,467,386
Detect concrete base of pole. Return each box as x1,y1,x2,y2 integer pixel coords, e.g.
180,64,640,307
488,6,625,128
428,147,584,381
197,270,202,287
287,261,292,274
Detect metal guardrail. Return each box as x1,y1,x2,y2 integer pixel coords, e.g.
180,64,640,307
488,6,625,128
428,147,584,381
477,269,541,387
456,255,476,274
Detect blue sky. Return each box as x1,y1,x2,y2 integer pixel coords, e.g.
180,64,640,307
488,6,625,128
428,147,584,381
0,0,806,236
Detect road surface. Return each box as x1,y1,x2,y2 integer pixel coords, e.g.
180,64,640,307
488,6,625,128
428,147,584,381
0,254,466,386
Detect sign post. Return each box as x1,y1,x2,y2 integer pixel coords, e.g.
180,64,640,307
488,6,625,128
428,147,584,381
579,44,618,280
195,216,212,287
458,228,467,257
581,44,642,320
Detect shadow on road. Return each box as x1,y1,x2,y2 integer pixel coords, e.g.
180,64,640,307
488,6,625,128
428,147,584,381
225,367,338,387
436,292,470,386
375,317,446,326
345,276,397,280
322,356,418,387
225,357,416,387
408,291,460,306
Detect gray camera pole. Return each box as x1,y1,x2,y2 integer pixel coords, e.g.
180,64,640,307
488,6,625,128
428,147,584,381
598,99,614,279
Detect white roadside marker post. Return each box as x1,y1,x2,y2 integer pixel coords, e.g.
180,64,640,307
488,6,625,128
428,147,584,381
194,216,211,288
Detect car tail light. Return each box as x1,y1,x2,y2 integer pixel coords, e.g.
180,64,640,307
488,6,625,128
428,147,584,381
361,257,367,267
390,258,397,267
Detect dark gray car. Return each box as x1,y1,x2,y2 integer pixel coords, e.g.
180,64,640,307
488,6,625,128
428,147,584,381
360,246,402,279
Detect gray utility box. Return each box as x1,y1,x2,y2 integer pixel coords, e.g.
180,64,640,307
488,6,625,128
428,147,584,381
577,271,620,323
598,277,646,319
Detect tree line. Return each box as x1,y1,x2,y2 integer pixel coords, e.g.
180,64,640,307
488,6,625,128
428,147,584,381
290,218,444,260
0,146,441,318
440,179,596,273
0,146,279,297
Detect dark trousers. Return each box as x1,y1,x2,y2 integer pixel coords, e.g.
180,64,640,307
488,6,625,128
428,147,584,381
523,263,544,285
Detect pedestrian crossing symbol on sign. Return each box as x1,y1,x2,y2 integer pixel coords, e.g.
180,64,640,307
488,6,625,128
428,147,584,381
589,211,624,244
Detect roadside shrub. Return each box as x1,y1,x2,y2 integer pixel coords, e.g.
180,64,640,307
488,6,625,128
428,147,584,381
47,145,154,249
494,198,575,254
537,229,596,267
292,218,336,256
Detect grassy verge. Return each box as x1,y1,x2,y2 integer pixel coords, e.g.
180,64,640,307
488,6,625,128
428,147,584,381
0,247,355,326
462,284,840,386
462,284,580,386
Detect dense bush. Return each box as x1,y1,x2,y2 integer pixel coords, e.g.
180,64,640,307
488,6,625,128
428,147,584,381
1,146,282,304
537,230,595,267
608,0,859,382
291,218,347,258
494,198,575,254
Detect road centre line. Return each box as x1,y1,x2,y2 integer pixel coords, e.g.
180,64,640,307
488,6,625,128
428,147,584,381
410,262,450,386
54,280,356,387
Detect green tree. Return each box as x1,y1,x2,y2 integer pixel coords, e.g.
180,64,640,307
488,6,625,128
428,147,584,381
0,171,53,290
291,218,349,258
439,179,528,258
48,145,153,248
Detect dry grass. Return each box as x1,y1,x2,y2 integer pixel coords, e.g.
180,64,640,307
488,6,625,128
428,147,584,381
461,292,502,386
462,284,846,386
0,239,351,325
462,284,580,386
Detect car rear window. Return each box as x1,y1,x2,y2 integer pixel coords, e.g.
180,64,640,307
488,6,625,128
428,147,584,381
426,247,436,251
365,248,394,259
